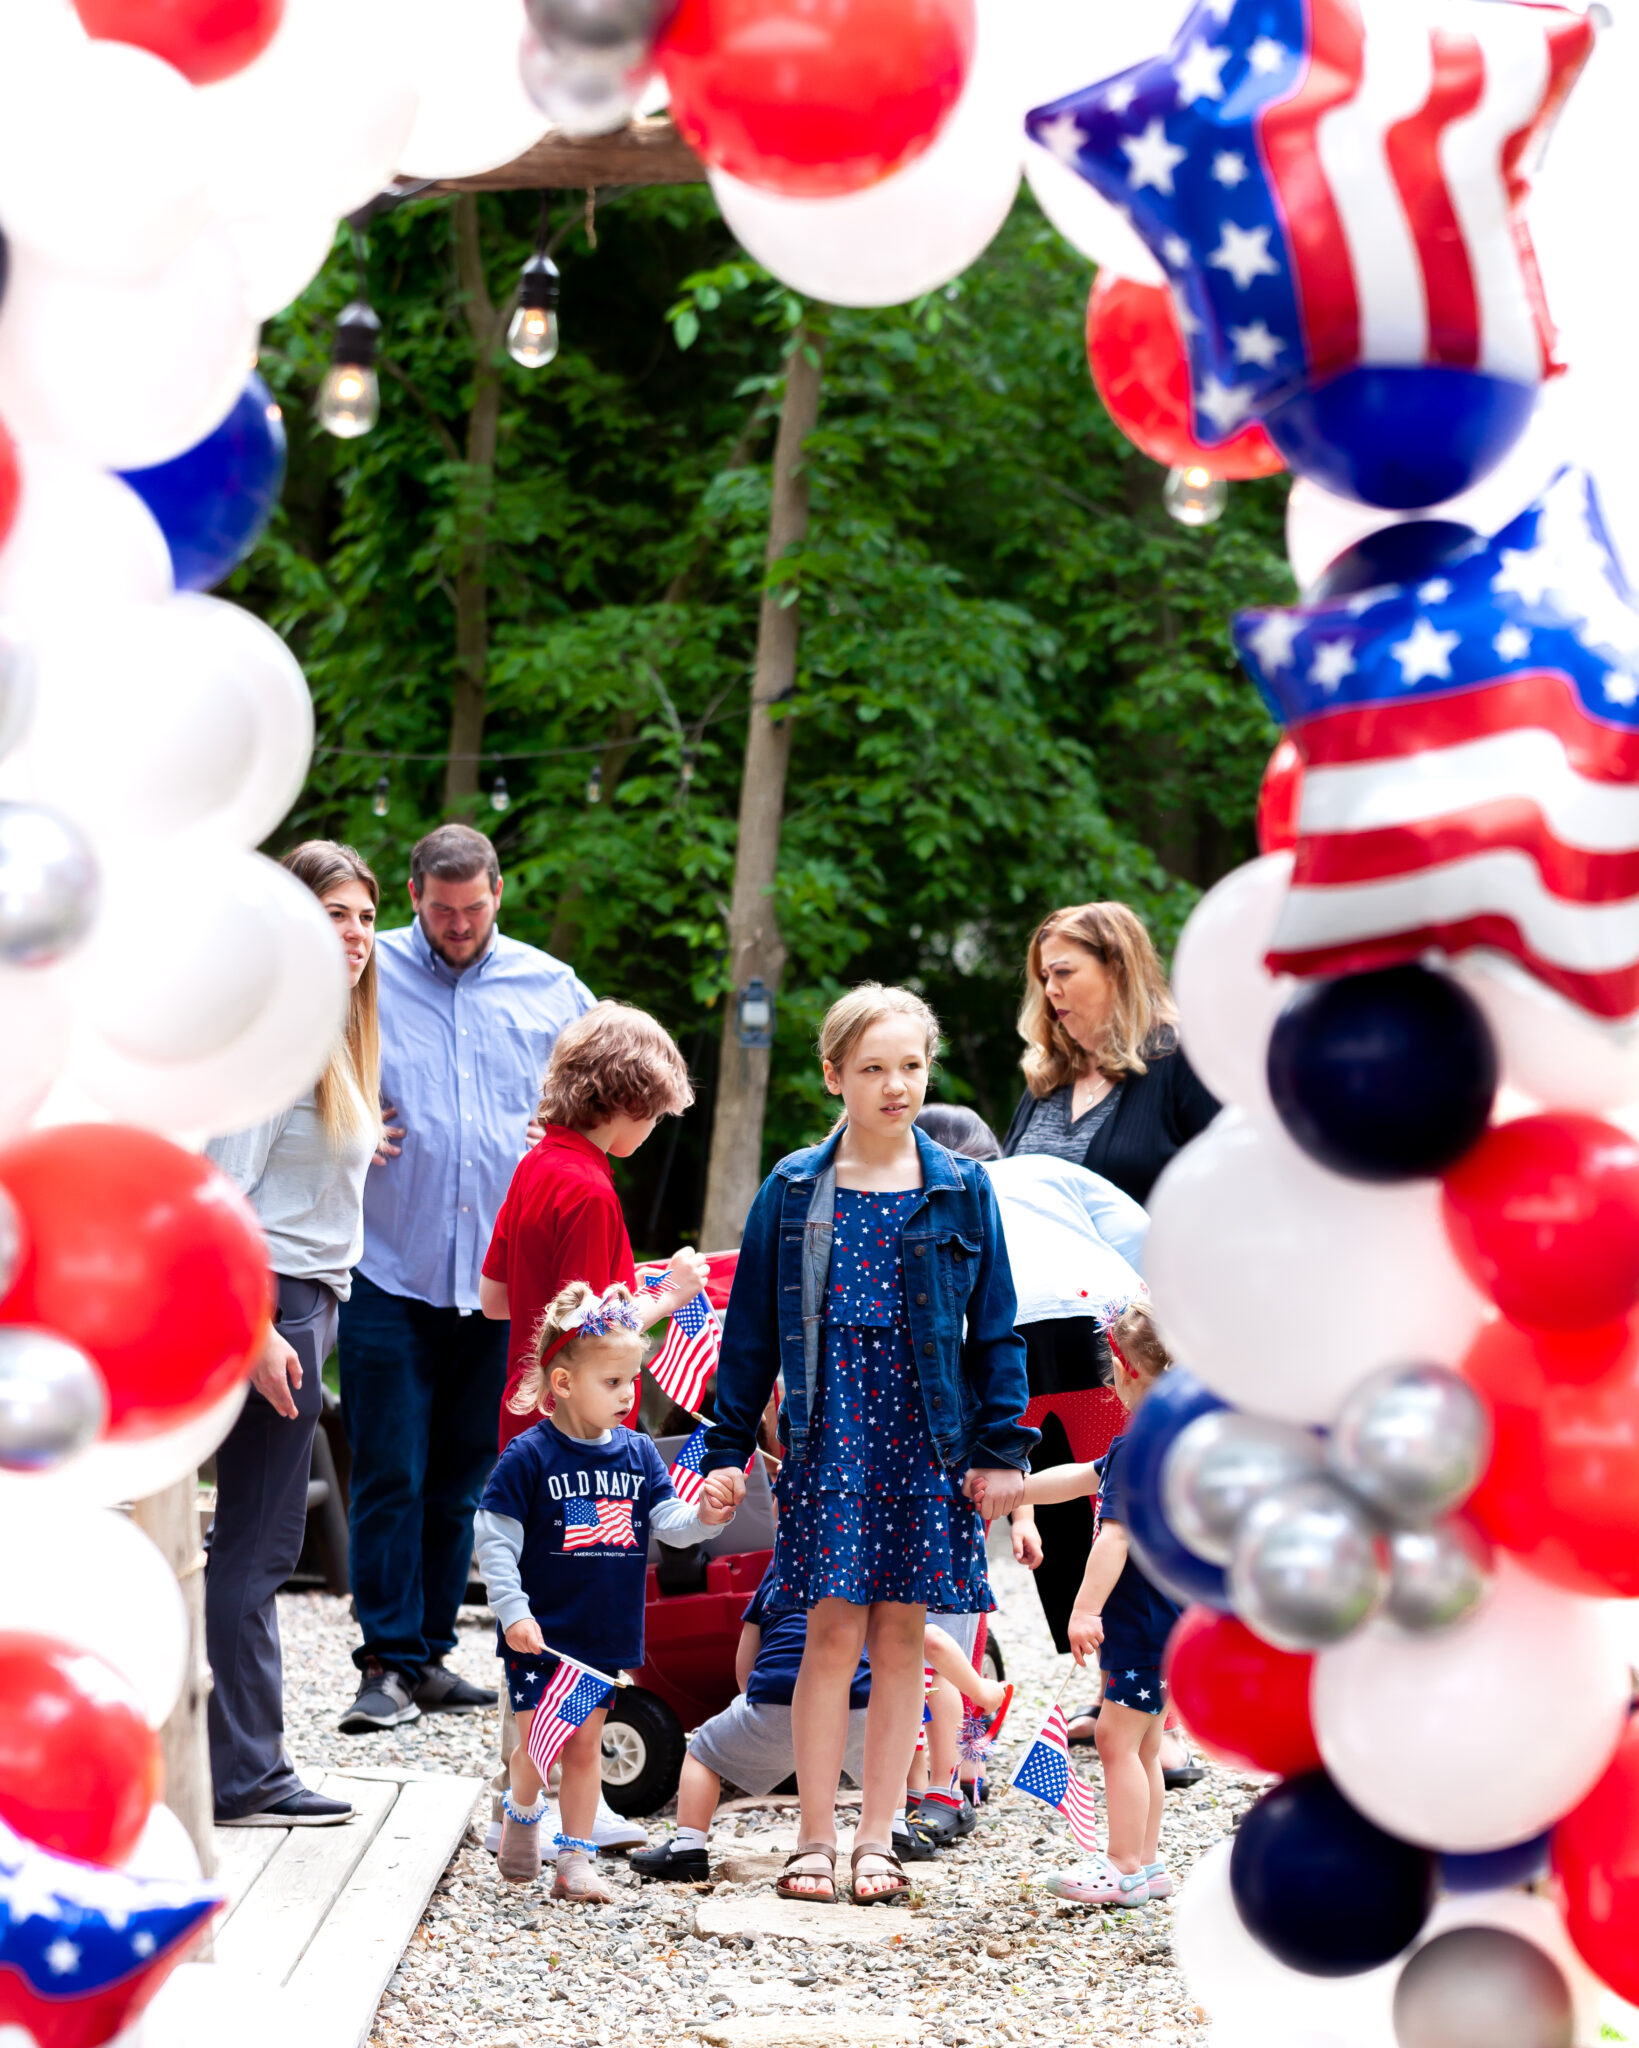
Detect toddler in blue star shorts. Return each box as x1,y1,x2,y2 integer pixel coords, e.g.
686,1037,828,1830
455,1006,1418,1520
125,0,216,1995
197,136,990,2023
695,985,1035,1907
1014,1298,1181,1909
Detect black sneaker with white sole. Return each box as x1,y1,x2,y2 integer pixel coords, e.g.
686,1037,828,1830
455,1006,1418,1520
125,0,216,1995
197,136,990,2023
217,1788,355,1827
629,1838,710,1882
338,1662,422,1732
414,1662,497,1712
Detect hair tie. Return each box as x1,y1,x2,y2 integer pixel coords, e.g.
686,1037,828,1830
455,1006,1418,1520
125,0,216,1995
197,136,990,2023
538,1282,642,1377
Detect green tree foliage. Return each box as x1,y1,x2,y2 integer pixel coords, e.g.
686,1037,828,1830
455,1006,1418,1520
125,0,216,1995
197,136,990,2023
238,184,1293,1240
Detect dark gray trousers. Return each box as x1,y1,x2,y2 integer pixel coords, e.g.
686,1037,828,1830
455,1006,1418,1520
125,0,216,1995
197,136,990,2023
205,1275,335,1820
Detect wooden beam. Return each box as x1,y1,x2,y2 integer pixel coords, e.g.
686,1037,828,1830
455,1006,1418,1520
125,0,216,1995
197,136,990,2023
439,115,705,191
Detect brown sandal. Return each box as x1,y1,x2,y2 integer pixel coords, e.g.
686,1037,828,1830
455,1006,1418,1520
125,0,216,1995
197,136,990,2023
775,1844,838,1903
849,1842,910,1906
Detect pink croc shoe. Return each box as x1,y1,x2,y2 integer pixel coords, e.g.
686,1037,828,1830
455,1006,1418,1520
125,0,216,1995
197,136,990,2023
1144,1861,1174,1899
1046,1855,1152,1907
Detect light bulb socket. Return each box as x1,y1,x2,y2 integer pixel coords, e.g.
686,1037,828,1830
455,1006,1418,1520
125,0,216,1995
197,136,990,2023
517,253,561,312
333,299,382,369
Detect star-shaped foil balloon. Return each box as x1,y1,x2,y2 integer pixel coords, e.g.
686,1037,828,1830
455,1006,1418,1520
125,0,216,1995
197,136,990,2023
0,1819,219,2048
1234,468,1639,1022
1026,0,1593,508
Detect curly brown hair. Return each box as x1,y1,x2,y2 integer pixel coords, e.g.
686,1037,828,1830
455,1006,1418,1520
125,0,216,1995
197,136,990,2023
537,1001,695,1130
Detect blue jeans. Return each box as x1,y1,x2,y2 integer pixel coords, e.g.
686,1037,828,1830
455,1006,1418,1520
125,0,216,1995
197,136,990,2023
338,1272,510,1680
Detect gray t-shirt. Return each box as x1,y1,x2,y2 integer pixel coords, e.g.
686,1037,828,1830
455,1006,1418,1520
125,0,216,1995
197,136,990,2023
1013,1080,1125,1166
207,1090,376,1299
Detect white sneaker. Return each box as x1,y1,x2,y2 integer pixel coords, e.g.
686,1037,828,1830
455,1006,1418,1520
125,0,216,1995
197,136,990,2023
484,1793,647,1854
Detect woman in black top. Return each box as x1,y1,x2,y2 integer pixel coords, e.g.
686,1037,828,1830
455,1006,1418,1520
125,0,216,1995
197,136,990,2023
1002,902,1219,1716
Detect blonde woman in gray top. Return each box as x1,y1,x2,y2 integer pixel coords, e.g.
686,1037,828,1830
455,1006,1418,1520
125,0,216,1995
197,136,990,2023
205,841,381,1825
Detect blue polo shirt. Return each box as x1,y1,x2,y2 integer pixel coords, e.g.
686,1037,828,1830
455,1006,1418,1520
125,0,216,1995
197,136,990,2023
742,1572,870,1710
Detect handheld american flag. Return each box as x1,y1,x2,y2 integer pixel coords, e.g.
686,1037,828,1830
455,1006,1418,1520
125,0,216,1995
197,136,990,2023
640,1272,722,1413
1235,469,1639,1023
525,1659,616,1780
562,1494,638,1550
1012,1706,1102,1855
667,1423,757,1506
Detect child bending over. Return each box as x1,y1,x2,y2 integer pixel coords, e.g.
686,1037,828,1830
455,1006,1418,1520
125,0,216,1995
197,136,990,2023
1013,1300,1180,1908
475,1282,734,1902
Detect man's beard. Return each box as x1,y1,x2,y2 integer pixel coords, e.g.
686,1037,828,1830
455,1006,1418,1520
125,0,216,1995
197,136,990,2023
419,907,493,968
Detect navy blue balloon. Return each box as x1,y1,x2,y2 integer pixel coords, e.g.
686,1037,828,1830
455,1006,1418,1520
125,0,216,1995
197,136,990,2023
1119,1365,1231,1610
1262,365,1537,511
1310,520,1480,604
1266,964,1497,1182
1231,1772,1436,1977
1438,1833,1551,1894
118,373,287,592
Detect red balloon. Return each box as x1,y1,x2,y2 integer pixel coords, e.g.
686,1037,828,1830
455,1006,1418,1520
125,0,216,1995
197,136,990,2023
0,415,19,557
1464,1316,1639,1597
72,0,283,83
0,1634,161,1865
1163,1606,1322,1778
1442,1113,1639,1331
1554,1717,1639,2004
1084,273,1285,482
0,1125,270,1437
1257,737,1304,855
657,0,974,199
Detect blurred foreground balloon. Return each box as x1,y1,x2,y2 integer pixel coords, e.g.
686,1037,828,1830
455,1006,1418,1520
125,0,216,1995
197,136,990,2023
1163,1607,1321,1778
1230,1479,1386,1652
0,1329,105,1471
0,1635,160,1865
1161,1411,1322,1567
0,1125,268,1437
1381,1524,1492,1637
396,0,549,179
0,438,172,624
1256,739,1302,856
1327,1365,1490,1527
1312,1557,1628,1852
1554,1717,1639,2005
1171,852,1293,1120
1394,1927,1572,2048
73,0,285,82
119,374,286,593
1116,1366,1229,1609
1455,953,1639,1119
0,804,98,967
660,0,975,198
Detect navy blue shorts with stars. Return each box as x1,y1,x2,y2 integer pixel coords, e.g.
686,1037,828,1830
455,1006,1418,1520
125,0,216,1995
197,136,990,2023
1101,1662,1167,1715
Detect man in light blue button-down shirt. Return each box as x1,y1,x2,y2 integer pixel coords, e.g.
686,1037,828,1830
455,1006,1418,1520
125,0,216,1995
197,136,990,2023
336,823,595,1733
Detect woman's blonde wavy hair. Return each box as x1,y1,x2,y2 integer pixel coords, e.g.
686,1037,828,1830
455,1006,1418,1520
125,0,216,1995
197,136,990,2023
1018,902,1177,1098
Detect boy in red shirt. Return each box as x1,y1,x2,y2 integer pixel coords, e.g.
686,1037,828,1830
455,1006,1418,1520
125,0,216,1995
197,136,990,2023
478,1000,709,1848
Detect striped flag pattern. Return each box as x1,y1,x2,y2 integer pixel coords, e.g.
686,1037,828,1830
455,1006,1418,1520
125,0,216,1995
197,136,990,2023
1235,468,1639,1022
639,1273,721,1413
562,1495,637,1551
1026,0,1592,441
1012,1706,1102,1855
525,1660,616,1780
667,1423,757,1506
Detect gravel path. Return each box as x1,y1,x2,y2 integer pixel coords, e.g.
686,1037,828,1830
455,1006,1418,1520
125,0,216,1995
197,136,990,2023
276,1547,1263,2048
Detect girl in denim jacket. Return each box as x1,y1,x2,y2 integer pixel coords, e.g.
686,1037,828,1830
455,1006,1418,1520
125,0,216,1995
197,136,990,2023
701,985,1036,1905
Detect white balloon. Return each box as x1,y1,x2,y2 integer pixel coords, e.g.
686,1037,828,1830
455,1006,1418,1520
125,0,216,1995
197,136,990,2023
709,0,1020,307
120,1802,202,1884
1022,144,1166,282
0,229,257,472
0,42,209,282
0,1383,248,1511
221,207,339,324
72,848,348,1137
1312,1557,1630,1852
0,962,73,1137
0,440,174,624
1416,1892,1604,2048
0,0,87,62
1147,1112,1489,1424
1453,950,1639,1115
198,0,419,224
0,1500,187,1726
1173,853,1295,1119
396,0,549,179
1174,1840,1400,2048
27,595,313,853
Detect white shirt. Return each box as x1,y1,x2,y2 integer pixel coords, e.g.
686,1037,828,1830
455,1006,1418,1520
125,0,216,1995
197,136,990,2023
981,1154,1148,1327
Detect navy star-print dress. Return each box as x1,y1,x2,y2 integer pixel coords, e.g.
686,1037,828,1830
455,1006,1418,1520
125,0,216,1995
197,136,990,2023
766,1188,995,1613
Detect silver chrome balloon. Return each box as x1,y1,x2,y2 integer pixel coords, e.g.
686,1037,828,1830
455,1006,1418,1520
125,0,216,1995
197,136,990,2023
1393,1926,1573,2048
0,1184,19,1302
0,802,99,967
0,618,36,765
1329,1362,1491,1526
1230,1477,1388,1652
526,0,671,49
519,33,647,135
0,1327,107,1469
1384,1520,1492,1634
1162,1410,1326,1565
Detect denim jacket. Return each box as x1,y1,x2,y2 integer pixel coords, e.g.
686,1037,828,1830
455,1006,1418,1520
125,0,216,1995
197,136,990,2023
702,1125,1038,1480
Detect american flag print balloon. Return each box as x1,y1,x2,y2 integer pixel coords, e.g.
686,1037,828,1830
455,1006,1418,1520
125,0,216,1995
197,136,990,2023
1025,0,1593,508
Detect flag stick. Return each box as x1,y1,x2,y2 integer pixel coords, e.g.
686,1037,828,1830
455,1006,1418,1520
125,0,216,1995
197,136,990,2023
535,1642,629,1691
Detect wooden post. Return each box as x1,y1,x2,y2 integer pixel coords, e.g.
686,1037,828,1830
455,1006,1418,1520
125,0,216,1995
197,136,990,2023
444,193,503,814
132,1478,217,1880
699,325,824,1250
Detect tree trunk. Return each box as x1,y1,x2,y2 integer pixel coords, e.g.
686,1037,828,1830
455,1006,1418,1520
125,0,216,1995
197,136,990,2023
445,194,503,814
132,1480,217,1883
700,328,824,1250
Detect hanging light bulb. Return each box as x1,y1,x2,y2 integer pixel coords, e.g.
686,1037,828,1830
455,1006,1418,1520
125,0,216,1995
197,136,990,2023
371,770,390,817
320,299,382,438
490,773,510,813
507,253,561,370
1163,464,1228,527
585,762,602,805
679,747,695,795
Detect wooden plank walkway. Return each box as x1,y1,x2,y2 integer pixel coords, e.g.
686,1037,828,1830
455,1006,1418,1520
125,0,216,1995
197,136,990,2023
208,1769,481,2048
